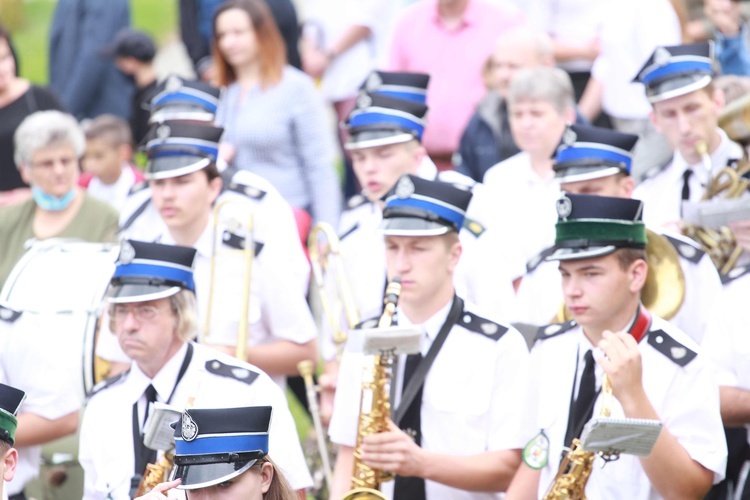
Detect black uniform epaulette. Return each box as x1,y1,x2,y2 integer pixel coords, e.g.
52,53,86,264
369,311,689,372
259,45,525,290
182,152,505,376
338,223,360,241
0,305,21,323
459,311,508,340
722,264,750,285
663,234,705,263
88,370,130,398
647,330,696,367
462,218,485,237
128,181,149,196
221,230,264,256
535,320,577,342
354,317,380,330
346,194,368,209
226,181,267,200
640,155,673,182
205,359,260,385
526,245,557,274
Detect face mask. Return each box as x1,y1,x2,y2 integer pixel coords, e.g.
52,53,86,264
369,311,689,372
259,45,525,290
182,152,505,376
32,187,76,211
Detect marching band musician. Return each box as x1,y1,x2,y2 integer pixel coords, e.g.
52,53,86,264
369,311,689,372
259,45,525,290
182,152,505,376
0,384,25,500
328,175,533,499
632,42,747,239
515,124,723,345
79,240,312,499
507,193,727,499
114,120,317,389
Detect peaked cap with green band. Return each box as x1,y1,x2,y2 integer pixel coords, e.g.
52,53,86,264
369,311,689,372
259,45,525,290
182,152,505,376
0,383,26,445
547,193,647,261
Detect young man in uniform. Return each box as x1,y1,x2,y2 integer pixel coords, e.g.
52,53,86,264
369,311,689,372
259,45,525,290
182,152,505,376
328,175,532,499
111,121,317,389
79,240,311,499
514,124,722,345
507,193,726,499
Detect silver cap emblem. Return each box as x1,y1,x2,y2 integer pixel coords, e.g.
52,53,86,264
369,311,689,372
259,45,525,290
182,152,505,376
556,195,573,220
356,92,372,110
395,176,415,199
118,241,136,264
562,128,577,147
181,411,199,441
654,47,671,67
366,72,383,90
156,124,171,141
165,75,183,93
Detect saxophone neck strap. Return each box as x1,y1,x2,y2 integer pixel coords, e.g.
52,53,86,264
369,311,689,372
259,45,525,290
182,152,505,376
393,295,464,426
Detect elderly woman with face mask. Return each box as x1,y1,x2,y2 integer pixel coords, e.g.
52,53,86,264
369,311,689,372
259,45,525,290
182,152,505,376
0,110,119,287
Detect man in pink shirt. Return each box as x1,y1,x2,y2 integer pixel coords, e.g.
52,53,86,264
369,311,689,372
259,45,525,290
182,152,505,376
388,0,524,170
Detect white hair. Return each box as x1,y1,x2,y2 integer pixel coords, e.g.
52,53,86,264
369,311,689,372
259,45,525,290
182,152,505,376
14,110,86,168
507,66,575,114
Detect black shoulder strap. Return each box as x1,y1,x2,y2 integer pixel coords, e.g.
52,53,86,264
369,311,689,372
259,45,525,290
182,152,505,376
393,295,464,426
118,197,152,234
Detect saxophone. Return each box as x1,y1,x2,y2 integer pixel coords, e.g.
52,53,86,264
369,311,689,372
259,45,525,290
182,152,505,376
134,450,175,496
341,279,402,500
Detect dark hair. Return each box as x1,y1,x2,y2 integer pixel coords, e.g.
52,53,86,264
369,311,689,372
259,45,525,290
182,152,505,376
84,114,133,148
615,247,647,271
0,22,19,76
212,0,285,88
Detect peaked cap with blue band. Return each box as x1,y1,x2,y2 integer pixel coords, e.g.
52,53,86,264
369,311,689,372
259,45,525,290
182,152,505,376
170,406,272,490
362,70,430,104
142,120,224,180
344,91,428,150
634,42,715,103
107,240,197,303
380,174,472,236
0,383,25,446
547,193,647,261
554,124,639,183
150,75,222,123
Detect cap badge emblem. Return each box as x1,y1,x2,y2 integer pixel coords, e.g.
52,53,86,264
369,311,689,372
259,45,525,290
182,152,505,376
156,124,171,141
556,195,573,220
395,176,415,199
366,72,383,90
118,241,136,264
356,92,372,110
654,47,671,67
181,411,199,441
165,75,182,93
562,128,577,147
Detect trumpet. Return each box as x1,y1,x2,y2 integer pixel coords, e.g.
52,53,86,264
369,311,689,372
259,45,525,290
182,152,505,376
298,359,334,493
308,222,360,358
203,198,255,360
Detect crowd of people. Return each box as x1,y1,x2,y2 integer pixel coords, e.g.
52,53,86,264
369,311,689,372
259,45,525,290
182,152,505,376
1,0,750,499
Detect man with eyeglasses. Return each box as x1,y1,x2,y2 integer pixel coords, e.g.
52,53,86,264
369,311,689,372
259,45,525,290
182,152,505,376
78,239,312,499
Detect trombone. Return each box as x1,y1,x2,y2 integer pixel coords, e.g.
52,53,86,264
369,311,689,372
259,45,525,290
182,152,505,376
307,222,360,358
203,198,255,360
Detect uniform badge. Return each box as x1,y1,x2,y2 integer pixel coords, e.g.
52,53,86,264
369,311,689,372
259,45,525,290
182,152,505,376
0,308,13,321
366,72,383,91
356,92,372,110
671,346,687,360
522,430,550,469
556,195,573,220
118,241,136,264
156,124,171,141
181,410,199,442
653,47,671,67
562,128,577,147
165,75,183,93
244,186,261,198
481,322,499,335
395,176,415,199
232,367,251,380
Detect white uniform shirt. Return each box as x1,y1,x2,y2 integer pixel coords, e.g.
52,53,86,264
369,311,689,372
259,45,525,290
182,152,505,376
514,231,722,344
591,0,680,119
702,271,750,444
483,152,560,264
79,342,312,499
329,300,534,500
529,317,727,498
86,165,139,213
633,130,745,232
0,316,81,496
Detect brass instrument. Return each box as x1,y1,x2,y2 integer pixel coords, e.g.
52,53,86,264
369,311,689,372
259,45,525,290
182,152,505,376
298,359,334,493
719,92,750,146
135,450,175,497
203,198,255,360
342,279,402,500
681,141,750,276
555,229,685,322
308,222,360,358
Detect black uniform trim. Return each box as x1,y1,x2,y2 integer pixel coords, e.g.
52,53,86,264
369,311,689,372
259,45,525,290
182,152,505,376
663,234,705,263
535,320,577,342
722,264,750,285
647,330,697,367
225,181,267,200
205,360,260,386
118,198,152,233
346,194,368,209
0,305,21,323
526,245,557,273
88,370,130,399
459,311,507,340
338,223,360,241
462,217,485,237
354,317,379,330
128,181,149,195
221,230,264,256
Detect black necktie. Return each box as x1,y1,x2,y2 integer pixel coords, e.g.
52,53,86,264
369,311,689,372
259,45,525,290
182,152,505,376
393,353,426,500
564,350,597,449
134,385,158,477
682,169,693,201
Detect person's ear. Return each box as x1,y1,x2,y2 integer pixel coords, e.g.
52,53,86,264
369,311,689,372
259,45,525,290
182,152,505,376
18,165,31,185
629,259,648,294
3,447,18,482
259,462,274,493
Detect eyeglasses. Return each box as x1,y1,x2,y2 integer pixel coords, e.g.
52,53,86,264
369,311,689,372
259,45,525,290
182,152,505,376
113,304,161,323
